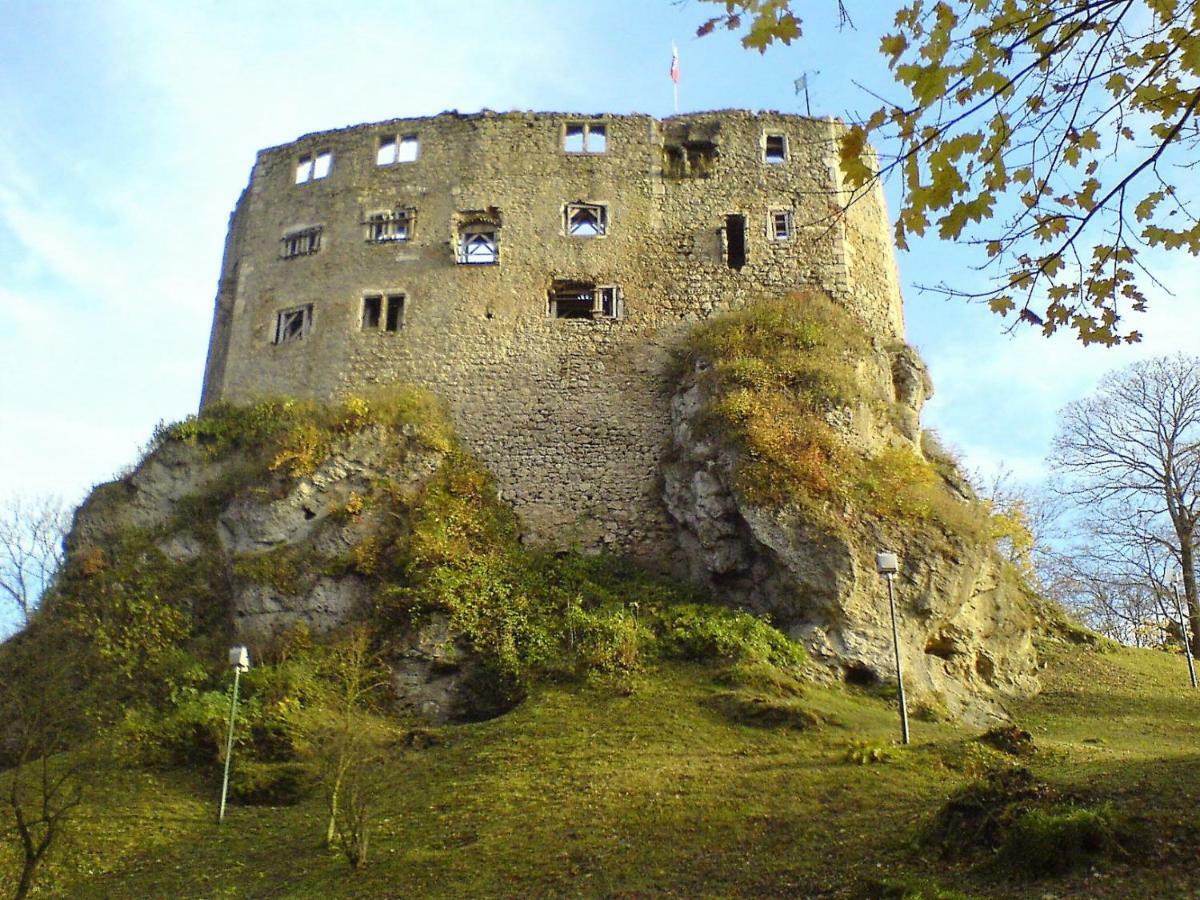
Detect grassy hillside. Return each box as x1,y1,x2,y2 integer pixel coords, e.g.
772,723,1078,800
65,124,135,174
4,636,1200,898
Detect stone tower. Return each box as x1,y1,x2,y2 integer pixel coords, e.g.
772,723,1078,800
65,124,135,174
200,109,905,568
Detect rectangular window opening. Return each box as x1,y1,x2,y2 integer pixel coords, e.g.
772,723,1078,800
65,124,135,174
458,226,498,265
764,134,787,164
725,215,747,270
397,135,419,162
565,202,608,237
376,137,396,166
282,227,322,259
564,122,606,154
385,295,404,331
366,209,412,243
362,296,382,330
548,280,620,320
312,150,332,179
274,304,313,344
295,155,313,184
771,210,793,240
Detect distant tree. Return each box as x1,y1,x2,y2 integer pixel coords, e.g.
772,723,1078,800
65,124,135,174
697,1,1200,345
0,496,68,631
1050,354,1200,653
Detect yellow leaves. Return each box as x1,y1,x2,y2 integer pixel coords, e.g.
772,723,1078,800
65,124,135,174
1146,0,1178,22
1078,129,1101,151
897,63,952,106
989,296,1016,315
986,241,1003,257
1180,32,1200,75
880,33,909,63
1105,72,1129,95
838,126,873,188
1135,191,1164,221
1074,177,1101,211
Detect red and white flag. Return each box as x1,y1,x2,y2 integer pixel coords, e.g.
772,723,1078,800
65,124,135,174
670,43,680,84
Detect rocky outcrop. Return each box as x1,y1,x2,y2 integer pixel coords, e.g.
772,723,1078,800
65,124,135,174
663,343,1038,725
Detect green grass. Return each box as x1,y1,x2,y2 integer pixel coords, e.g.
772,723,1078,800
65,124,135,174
6,640,1200,897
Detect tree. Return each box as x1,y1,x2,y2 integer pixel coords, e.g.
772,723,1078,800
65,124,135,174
0,631,92,899
302,627,393,869
697,1,1200,345
1050,354,1200,653
0,496,68,631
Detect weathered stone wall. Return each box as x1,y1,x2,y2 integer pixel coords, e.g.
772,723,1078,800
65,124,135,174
201,110,905,567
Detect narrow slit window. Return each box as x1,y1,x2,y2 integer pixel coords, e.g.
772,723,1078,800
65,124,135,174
281,227,322,259
725,215,747,270
548,281,621,320
764,134,787,163
274,305,313,344
566,203,608,237
366,209,412,243
564,122,607,154
771,210,793,240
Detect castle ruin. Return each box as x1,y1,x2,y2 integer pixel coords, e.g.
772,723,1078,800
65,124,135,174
200,110,905,569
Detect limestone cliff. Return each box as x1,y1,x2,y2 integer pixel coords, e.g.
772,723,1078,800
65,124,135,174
661,295,1039,724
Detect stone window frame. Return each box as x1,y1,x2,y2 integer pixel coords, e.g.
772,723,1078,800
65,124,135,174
376,133,419,166
564,201,609,237
563,121,608,155
295,150,332,184
547,279,622,320
361,292,406,332
273,304,313,345
365,208,414,243
763,132,788,164
456,211,501,265
281,226,323,259
769,209,793,241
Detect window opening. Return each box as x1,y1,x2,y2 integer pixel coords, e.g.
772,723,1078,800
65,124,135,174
771,210,793,240
458,225,498,265
564,122,607,154
764,134,787,163
362,294,404,332
376,137,396,166
274,305,313,344
295,155,313,184
312,150,332,178
281,227,322,258
366,208,413,243
565,203,608,237
548,280,620,319
397,135,419,162
377,134,418,165
362,296,381,329
725,215,747,270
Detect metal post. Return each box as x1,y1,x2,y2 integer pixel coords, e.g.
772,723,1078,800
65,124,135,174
218,665,242,824
885,573,910,745
1172,580,1198,689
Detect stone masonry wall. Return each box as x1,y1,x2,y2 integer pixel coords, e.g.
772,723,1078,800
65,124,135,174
200,110,906,569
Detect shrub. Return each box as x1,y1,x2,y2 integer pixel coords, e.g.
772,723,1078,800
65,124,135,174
843,740,898,765
229,760,315,806
998,804,1122,876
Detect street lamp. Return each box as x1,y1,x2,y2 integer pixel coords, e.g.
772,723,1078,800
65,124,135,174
218,645,251,824
1169,575,1198,689
875,550,910,745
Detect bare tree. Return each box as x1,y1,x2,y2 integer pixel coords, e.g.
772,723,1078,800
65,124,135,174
0,497,68,631
1051,354,1200,654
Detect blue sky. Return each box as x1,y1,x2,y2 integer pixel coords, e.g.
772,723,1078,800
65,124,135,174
1,0,1195,512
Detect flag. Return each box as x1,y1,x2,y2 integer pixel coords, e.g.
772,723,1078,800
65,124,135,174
670,43,680,84
794,74,807,94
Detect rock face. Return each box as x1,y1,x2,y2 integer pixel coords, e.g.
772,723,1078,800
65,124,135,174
662,343,1039,725
68,426,492,724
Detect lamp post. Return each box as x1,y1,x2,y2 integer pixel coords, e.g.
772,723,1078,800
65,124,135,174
875,550,909,745
1170,576,1198,689
218,645,251,824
